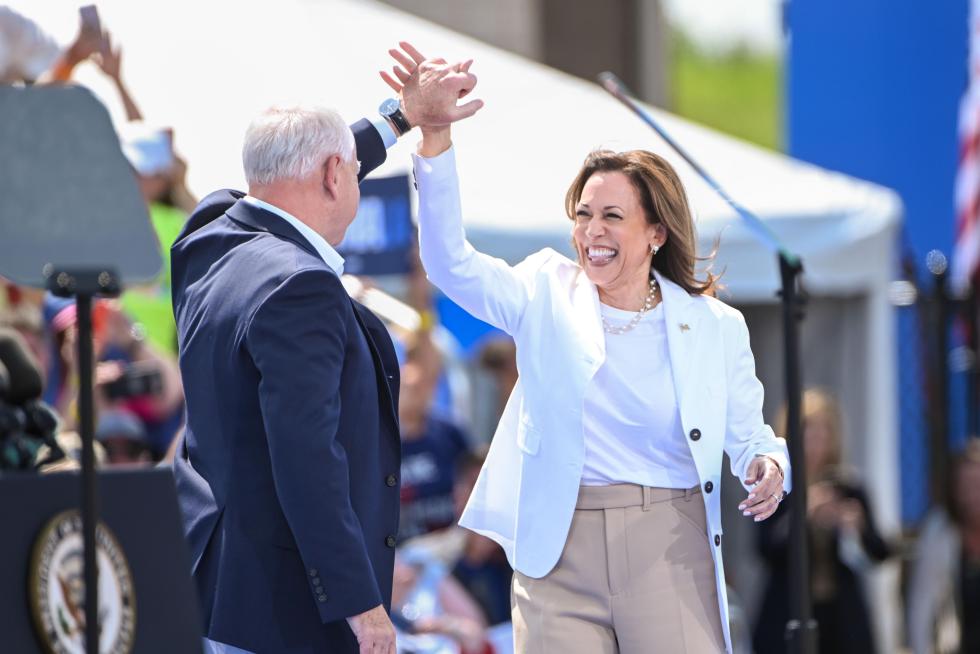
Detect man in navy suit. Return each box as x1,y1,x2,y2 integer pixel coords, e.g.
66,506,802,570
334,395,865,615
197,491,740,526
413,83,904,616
171,47,483,654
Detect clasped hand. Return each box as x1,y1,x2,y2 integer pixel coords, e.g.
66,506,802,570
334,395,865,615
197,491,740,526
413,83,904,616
379,41,484,131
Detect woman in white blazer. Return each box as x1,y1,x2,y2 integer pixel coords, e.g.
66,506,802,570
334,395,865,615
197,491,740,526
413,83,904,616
386,47,791,654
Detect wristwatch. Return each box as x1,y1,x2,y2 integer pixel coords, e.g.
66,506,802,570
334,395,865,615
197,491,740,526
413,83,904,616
379,98,412,137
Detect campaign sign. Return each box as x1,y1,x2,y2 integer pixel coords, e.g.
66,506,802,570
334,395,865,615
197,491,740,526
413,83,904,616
338,174,414,276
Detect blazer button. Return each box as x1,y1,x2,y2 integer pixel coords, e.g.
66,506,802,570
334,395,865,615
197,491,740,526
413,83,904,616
689,428,701,441
386,474,398,487
714,534,722,547
385,535,397,548
704,481,714,493
317,594,327,602
309,568,318,577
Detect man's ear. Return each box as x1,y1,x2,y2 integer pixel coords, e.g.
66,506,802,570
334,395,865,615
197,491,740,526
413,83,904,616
322,154,342,201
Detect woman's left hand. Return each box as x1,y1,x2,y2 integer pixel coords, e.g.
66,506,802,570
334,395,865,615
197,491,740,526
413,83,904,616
738,456,784,522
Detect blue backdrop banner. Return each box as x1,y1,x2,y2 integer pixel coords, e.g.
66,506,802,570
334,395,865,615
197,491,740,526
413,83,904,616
338,174,414,276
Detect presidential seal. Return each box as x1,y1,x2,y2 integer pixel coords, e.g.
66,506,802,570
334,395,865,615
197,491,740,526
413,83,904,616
28,510,136,654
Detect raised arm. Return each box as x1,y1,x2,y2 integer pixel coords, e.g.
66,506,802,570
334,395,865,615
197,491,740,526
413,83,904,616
382,43,536,334
413,135,538,335
94,32,143,122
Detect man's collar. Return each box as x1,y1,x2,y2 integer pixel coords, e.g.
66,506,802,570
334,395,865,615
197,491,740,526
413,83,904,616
241,195,345,276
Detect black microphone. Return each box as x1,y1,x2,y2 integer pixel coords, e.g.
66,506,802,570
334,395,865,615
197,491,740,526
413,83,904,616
0,329,64,470
21,399,65,468
22,399,59,436
0,328,44,404
0,403,26,435
0,402,32,470
0,359,9,401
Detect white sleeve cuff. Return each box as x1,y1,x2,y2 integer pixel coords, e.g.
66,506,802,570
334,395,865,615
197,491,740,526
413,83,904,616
369,116,398,149
411,145,457,182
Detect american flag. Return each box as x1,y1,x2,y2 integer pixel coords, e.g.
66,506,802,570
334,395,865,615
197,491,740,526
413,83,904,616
953,0,980,291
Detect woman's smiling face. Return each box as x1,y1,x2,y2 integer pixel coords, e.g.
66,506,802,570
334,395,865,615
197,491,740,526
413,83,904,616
571,171,665,298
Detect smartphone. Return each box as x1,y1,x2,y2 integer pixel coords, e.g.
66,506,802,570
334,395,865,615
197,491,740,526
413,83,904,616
79,5,101,35
103,361,164,400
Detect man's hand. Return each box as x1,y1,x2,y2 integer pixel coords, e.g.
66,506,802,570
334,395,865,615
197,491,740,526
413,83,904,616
379,41,483,130
94,31,123,81
346,604,396,654
738,455,785,522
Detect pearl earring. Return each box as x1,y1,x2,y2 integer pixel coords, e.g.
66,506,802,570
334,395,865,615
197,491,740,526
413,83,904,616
650,243,660,255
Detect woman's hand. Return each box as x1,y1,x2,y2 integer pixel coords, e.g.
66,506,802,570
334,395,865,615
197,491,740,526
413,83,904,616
379,41,483,139
738,455,785,522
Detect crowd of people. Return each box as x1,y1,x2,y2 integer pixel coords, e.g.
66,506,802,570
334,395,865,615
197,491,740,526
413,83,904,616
2,6,980,654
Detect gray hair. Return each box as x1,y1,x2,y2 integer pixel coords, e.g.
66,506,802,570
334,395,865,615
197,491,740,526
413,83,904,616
242,105,355,186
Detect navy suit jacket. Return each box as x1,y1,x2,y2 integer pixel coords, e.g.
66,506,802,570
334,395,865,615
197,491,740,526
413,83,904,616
172,119,401,653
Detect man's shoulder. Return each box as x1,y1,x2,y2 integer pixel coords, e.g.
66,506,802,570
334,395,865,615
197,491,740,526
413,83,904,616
176,207,331,282
174,221,342,327
174,189,244,247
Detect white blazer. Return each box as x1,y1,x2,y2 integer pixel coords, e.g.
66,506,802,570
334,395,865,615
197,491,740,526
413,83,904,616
413,148,791,653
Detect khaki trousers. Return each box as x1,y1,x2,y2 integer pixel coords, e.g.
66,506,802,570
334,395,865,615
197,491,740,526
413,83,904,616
512,484,726,654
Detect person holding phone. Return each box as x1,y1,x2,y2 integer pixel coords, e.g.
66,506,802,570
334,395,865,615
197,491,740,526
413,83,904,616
385,44,791,654
753,389,891,654
0,4,99,84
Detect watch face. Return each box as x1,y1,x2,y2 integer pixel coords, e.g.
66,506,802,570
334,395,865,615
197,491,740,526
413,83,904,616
379,98,400,117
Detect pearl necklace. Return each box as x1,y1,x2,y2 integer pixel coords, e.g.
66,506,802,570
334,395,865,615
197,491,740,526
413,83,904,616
601,278,659,335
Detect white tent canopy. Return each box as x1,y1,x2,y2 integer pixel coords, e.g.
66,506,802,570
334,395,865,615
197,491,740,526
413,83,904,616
21,0,902,648
24,0,901,301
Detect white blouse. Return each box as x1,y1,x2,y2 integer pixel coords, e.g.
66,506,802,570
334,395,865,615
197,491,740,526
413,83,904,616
581,302,701,488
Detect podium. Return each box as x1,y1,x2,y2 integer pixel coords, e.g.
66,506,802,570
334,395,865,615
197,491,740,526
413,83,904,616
0,468,202,653
0,85,196,652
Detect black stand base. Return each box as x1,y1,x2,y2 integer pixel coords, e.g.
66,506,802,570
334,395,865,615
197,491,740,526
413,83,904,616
786,619,819,652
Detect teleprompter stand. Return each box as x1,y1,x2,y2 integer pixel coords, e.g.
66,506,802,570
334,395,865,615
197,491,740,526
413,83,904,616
0,85,201,653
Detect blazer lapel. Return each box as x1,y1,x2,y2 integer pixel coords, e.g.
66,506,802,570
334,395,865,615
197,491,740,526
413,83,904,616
572,269,606,362
655,270,700,415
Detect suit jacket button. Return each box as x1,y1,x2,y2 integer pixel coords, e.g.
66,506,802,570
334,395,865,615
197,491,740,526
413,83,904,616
309,568,318,577
689,428,701,441
386,474,398,487
714,534,721,546
704,481,714,493
385,535,397,548
317,594,327,602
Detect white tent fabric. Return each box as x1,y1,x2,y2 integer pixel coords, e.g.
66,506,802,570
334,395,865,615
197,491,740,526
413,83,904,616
26,0,900,300
21,0,902,648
